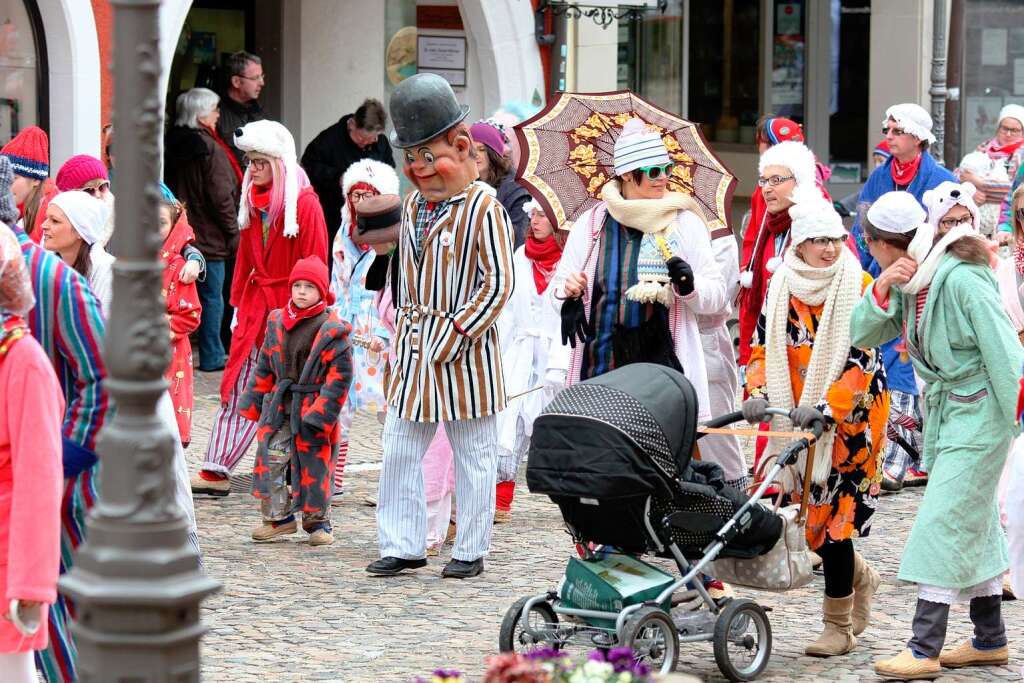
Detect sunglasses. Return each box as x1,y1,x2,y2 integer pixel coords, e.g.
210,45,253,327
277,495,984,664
757,174,794,188
82,182,110,197
881,126,908,136
638,162,674,180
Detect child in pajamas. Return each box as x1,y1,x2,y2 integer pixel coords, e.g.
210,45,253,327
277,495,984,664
239,256,353,546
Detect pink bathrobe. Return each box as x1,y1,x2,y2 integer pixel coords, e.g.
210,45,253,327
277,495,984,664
0,330,64,652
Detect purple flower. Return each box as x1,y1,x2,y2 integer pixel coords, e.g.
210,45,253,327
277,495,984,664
524,648,568,661
433,670,462,678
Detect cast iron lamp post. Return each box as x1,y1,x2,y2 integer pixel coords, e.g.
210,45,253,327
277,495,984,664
58,0,220,679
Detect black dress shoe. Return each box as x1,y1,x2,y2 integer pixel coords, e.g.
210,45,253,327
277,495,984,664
442,558,484,579
366,556,427,576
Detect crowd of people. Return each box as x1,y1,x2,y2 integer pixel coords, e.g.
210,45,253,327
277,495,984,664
0,46,1023,681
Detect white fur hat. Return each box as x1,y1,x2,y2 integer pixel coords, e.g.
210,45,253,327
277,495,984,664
789,184,846,246
866,191,927,235
341,159,400,198
883,103,936,145
999,103,1024,129
234,120,300,237
758,140,817,193
923,180,981,232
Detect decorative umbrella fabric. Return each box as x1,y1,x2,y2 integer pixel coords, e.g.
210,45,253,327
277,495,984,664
513,90,737,232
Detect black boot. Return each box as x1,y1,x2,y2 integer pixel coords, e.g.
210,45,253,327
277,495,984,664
442,557,484,579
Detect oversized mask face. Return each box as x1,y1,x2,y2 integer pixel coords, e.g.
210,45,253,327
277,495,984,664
402,126,478,202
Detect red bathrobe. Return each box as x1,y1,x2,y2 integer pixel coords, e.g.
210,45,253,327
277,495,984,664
221,185,328,403
160,212,202,444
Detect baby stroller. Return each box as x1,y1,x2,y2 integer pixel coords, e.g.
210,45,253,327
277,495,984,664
499,363,823,681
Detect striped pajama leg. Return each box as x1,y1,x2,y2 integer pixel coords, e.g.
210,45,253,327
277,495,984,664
36,464,97,682
202,349,260,475
882,389,923,483
377,413,437,559
446,415,498,562
333,402,355,493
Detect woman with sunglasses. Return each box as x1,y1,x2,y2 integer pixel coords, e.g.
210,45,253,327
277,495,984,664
191,119,328,498
743,187,887,659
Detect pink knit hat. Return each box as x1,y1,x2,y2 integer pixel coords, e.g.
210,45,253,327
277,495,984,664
56,154,108,192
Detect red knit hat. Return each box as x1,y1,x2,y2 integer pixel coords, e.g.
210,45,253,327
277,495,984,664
1,126,49,180
288,256,334,305
56,154,108,192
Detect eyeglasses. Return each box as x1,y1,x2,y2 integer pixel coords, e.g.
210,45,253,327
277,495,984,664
881,126,908,136
807,236,845,247
999,124,1024,136
243,157,270,171
939,215,972,230
82,182,110,197
757,174,794,187
638,163,674,180
237,73,265,83
350,191,376,202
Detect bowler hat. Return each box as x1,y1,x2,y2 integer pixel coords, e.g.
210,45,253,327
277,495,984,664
389,73,470,148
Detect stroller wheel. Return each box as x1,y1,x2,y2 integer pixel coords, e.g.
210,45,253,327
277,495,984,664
712,599,772,681
620,606,679,675
498,597,560,653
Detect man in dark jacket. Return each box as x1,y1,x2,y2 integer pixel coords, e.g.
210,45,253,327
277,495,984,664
217,51,267,168
165,87,242,372
301,98,395,251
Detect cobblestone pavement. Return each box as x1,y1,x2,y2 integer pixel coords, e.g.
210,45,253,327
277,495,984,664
187,372,1022,682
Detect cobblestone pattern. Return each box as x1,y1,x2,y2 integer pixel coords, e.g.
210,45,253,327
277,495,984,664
187,372,1022,682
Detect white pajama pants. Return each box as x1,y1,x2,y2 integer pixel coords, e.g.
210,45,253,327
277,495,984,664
0,651,35,682
377,412,497,562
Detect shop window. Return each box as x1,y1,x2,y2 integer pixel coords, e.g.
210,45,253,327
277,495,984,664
0,0,44,140
961,0,1024,153
618,1,685,116
687,0,760,144
828,0,870,180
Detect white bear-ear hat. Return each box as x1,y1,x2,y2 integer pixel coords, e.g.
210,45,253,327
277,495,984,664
235,120,301,237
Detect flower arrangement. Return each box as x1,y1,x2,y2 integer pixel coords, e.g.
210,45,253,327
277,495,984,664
414,648,654,683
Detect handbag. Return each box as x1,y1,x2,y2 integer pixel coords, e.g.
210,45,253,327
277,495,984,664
706,447,816,591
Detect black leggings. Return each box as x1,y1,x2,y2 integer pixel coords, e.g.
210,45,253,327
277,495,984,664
816,539,854,598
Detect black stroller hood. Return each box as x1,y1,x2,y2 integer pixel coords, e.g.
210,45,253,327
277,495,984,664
527,363,699,501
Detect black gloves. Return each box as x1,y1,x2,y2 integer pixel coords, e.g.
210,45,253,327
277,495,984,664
560,297,592,349
790,406,826,430
741,398,769,424
666,256,694,296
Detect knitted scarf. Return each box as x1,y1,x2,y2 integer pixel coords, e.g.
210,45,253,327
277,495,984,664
523,232,562,294
764,247,862,486
601,180,706,305
282,298,329,331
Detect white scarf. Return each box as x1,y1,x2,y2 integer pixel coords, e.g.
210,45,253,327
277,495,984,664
600,181,707,304
902,222,976,295
763,247,862,486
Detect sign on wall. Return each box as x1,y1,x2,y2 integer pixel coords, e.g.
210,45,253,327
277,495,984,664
417,35,467,87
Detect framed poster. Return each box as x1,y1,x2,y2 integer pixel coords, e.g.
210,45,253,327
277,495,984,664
417,34,467,87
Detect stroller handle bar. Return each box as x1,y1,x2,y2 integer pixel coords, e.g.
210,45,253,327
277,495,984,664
701,408,826,439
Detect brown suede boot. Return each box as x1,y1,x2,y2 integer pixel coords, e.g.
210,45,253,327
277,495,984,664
805,594,857,657
852,550,881,635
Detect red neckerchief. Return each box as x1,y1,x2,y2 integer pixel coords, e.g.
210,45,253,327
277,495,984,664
891,153,922,187
205,124,244,184
1015,242,1024,275
523,232,563,294
746,208,793,316
282,299,328,331
250,183,272,212
984,136,1024,159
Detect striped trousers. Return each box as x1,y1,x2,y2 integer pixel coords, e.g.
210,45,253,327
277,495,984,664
333,403,355,492
881,389,923,483
202,349,260,475
377,413,497,562
35,465,97,682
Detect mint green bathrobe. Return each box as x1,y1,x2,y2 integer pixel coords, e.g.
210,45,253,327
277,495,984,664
851,255,1021,588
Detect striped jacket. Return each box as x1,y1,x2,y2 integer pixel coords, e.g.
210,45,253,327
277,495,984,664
386,181,515,422
15,226,108,455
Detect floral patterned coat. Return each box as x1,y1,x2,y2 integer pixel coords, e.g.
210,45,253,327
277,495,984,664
160,212,202,445
745,273,889,550
238,308,353,515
